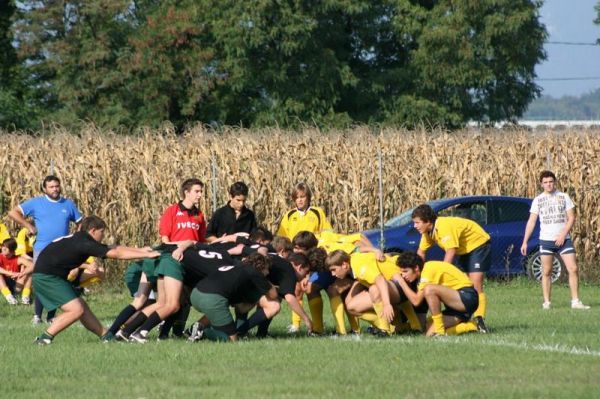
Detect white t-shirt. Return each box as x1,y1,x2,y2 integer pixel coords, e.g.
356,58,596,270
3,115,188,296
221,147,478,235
530,190,575,241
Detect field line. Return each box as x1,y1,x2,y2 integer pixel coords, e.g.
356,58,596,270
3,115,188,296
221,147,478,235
441,336,600,357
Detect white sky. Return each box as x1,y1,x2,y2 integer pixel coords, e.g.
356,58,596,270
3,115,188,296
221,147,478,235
536,0,600,98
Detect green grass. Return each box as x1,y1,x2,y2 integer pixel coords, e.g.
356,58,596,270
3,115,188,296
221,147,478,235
1,278,599,399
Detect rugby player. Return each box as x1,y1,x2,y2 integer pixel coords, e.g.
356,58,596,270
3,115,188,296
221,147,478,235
412,204,491,333
30,216,160,344
393,252,479,337
0,238,33,305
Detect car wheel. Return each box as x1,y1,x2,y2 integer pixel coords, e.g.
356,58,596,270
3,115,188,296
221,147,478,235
526,251,565,283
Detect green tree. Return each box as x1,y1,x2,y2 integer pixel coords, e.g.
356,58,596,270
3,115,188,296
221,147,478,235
12,0,547,130
0,0,39,130
13,1,216,130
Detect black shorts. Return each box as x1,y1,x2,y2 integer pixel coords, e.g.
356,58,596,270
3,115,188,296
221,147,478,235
442,287,479,321
391,279,429,314
456,242,491,273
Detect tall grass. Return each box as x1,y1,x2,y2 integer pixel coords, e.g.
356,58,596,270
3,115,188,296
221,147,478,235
1,125,599,271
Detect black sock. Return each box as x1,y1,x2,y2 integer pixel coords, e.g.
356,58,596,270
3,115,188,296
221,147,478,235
47,309,56,321
235,310,248,329
172,304,191,337
34,297,43,318
138,311,163,336
121,312,148,336
109,305,137,335
256,318,273,338
158,313,177,338
237,308,267,335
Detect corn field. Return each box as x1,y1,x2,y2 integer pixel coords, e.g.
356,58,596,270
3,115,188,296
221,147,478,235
1,125,599,269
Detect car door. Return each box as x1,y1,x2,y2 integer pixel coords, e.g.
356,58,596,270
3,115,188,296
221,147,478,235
489,199,533,276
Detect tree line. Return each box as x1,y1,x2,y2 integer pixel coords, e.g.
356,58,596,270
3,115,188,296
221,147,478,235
1,0,547,132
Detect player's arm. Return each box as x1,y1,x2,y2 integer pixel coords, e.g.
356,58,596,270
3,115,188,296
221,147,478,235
170,240,196,261
374,274,394,322
443,247,457,264
284,293,313,331
106,246,160,260
520,212,539,255
556,208,575,246
0,266,19,278
7,206,36,235
17,256,34,276
265,285,278,301
392,273,424,306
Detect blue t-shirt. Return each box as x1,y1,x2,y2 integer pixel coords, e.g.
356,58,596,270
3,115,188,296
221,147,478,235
19,195,82,255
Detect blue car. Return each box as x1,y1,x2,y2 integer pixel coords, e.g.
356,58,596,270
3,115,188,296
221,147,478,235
362,196,564,281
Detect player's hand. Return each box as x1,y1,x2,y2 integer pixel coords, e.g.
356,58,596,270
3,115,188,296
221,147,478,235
374,249,385,262
382,303,395,323
172,249,184,262
555,234,566,247
520,242,528,256
227,243,244,256
147,250,161,258
87,262,98,274
141,246,154,252
27,226,37,236
67,268,79,281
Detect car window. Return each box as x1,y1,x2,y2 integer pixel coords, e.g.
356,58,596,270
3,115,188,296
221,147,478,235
492,200,531,223
437,202,487,225
384,207,415,228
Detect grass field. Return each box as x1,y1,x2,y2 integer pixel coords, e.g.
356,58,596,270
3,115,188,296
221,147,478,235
1,278,599,399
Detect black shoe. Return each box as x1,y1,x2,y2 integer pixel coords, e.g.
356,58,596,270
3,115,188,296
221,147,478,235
474,316,489,334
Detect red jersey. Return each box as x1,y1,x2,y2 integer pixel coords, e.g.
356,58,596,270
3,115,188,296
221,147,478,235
159,202,207,243
0,254,20,273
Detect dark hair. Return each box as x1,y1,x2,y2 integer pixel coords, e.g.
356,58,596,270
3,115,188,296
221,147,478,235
291,182,312,203
539,170,557,183
411,204,437,223
249,226,273,243
306,247,328,272
292,231,318,250
80,216,107,232
229,181,249,197
42,175,60,190
2,238,17,252
396,252,424,270
180,178,204,198
326,249,350,268
271,236,293,254
242,252,271,274
288,252,310,269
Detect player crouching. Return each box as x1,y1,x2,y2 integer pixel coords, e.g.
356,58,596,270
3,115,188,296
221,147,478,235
393,252,479,337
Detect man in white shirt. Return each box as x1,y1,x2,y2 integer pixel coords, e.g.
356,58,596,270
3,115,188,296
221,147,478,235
521,170,589,310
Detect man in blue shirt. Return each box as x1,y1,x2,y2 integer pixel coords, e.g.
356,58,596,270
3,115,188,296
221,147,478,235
9,175,82,323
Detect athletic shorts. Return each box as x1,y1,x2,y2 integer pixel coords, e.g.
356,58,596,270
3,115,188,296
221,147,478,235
539,238,575,256
309,271,336,289
456,242,491,273
190,289,236,335
442,286,479,322
123,261,143,297
140,258,159,285
32,273,81,311
391,279,428,314
154,253,185,282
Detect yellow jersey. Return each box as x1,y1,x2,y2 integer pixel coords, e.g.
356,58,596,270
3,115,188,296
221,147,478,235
350,252,400,287
418,217,490,255
277,206,332,240
317,231,362,254
418,261,473,291
15,228,35,256
0,223,10,244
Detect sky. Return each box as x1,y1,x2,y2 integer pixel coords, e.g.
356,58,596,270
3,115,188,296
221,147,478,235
537,0,600,98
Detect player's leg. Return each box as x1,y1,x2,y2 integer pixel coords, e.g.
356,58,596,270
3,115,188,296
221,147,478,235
423,284,465,336
17,273,32,304
78,300,107,337
367,281,401,334
0,275,17,304
110,273,152,337
38,298,85,343
120,277,165,338
327,278,353,335
306,281,325,334
561,250,589,309
289,282,304,332
237,296,281,336
540,254,554,308
132,276,182,342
